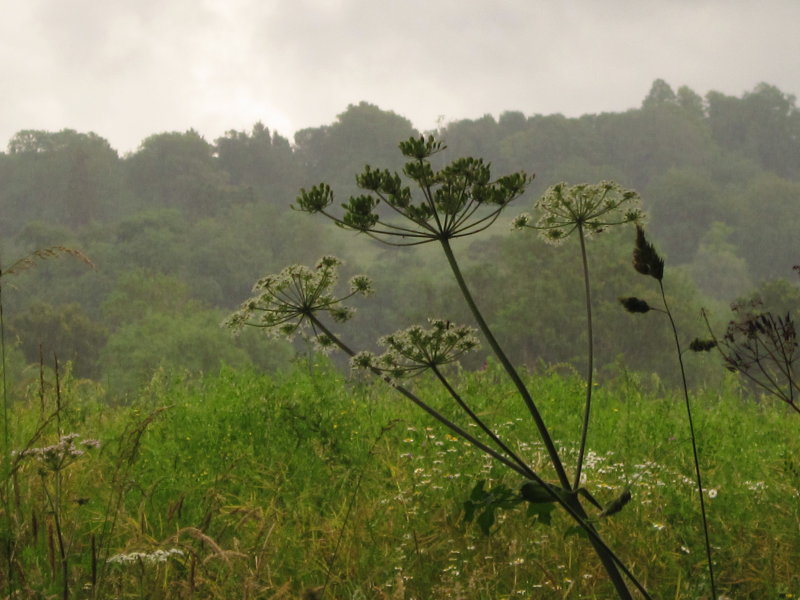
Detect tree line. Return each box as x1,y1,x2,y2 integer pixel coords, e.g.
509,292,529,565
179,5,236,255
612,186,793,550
1,80,798,396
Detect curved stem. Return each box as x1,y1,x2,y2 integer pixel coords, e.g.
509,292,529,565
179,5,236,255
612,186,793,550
573,225,594,490
660,282,717,599
438,238,570,488
437,238,637,599
431,365,534,478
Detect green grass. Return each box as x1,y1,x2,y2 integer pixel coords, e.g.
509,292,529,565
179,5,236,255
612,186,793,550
2,358,800,599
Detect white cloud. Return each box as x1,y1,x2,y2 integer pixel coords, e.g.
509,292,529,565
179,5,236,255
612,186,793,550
2,0,799,153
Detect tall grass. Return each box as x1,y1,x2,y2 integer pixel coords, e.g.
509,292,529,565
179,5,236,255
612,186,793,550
0,246,93,598
2,362,799,598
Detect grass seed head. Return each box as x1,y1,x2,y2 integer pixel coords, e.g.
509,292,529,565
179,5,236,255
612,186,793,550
632,226,664,281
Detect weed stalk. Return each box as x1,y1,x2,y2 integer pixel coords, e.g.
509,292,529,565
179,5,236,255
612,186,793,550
660,283,716,599
624,225,716,598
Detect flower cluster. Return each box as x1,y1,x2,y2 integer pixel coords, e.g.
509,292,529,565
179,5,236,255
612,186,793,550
224,256,372,348
296,136,531,245
514,181,643,244
14,433,101,472
352,319,480,378
107,548,185,565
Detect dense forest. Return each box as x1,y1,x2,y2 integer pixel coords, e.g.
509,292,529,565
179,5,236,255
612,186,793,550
1,79,799,397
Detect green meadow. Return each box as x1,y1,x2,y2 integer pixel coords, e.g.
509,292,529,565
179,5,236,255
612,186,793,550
5,359,799,599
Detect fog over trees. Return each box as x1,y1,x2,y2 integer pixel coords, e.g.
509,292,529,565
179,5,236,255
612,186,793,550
1,81,798,396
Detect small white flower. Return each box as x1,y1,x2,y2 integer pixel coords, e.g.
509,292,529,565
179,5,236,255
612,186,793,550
107,548,184,566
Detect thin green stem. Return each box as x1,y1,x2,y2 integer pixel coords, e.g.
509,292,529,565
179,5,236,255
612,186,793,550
573,224,595,491
437,238,637,600
0,280,7,464
42,473,69,600
660,282,717,599
431,365,534,478
321,420,399,599
438,238,570,488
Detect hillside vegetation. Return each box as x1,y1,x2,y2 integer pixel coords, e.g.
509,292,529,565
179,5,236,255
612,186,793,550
1,79,800,598
0,79,798,396
4,364,800,598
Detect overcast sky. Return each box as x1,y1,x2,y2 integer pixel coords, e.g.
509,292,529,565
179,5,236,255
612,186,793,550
2,0,799,154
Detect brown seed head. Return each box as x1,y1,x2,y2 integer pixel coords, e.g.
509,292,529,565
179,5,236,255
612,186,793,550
633,226,664,281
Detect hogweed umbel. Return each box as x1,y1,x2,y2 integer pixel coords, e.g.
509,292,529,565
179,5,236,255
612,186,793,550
296,136,531,245
513,181,643,244
516,181,642,491
352,319,480,379
225,256,372,351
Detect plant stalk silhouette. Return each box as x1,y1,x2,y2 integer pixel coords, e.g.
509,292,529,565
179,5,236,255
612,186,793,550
231,137,654,598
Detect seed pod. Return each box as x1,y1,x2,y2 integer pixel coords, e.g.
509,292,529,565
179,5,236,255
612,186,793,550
689,338,717,352
619,297,651,314
632,226,664,281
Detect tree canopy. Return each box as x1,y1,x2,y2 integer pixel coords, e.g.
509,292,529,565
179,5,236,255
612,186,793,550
1,80,798,396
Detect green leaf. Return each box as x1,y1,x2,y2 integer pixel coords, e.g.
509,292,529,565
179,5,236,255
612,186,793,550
470,480,487,501
526,500,556,526
476,507,496,536
600,488,632,518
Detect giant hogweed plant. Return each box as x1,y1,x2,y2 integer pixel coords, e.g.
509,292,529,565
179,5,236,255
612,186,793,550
228,136,650,598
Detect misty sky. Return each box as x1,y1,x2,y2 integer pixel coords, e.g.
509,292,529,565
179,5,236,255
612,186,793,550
2,0,799,154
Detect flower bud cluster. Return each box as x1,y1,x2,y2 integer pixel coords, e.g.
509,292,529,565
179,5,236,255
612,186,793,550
521,181,643,244
632,226,664,281
351,319,480,378
107,548,184,565
224,256,372,347
14,433,101,472
294,135,532,245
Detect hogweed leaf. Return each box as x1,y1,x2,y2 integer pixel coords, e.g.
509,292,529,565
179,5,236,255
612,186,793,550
600,488,632,518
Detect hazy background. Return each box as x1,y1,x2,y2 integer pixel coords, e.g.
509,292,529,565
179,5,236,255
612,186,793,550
3,0,800,153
